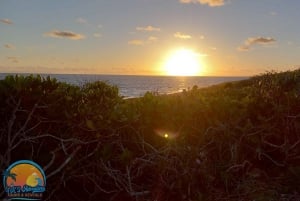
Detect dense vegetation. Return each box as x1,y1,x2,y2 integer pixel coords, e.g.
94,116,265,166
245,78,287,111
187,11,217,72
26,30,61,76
0,69,299,201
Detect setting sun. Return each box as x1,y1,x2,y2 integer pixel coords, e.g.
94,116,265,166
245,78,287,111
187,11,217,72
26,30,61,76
164,49,202,76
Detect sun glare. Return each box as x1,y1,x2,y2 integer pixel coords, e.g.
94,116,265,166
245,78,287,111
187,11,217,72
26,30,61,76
164,49,202,76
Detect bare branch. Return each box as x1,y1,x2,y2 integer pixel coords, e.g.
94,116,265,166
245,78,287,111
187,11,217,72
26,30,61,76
15,103,39,137
261,152,285,167
43,151,56,171
46,146,81,179
24,133,98,144
226,160,251,172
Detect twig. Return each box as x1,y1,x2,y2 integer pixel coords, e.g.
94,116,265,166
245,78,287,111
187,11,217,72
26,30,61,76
226,160,251,172
46,146,81,179
126,165,133,194
261,152,285,167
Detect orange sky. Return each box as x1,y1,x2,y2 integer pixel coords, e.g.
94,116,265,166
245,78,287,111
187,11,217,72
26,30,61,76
1,1,300,76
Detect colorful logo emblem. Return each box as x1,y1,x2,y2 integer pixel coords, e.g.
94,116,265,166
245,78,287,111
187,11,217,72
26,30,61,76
2,160,46,200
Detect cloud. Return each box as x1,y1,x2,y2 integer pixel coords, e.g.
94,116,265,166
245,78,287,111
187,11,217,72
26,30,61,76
76,17,88,24
148,36,158,42
4,44,15,49
128,36,158,46
238,36,276,51
7,56,19,63
174,32,192,39
237,45,250,51
136,25,161,32
0,18,13,25
179,0,225,7
45,30,85,40
93,33,102,38
245,37,276,45
128,40,144,46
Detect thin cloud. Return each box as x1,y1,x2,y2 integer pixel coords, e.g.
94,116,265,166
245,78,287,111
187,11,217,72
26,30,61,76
179,0,225,7
93,33,102,38
238,45,250,51
136,25,161,32
238,36,276,51
174,32,192,39
128,40,144,46
128,37,158,46
45,30,85,40
0,19,13,25
76,17,88,24
7,56,19,63
148,36,158,42
270,11,277,16
4,44,15,49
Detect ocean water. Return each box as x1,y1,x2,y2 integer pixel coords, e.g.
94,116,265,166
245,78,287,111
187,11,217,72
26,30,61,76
0,74,248,98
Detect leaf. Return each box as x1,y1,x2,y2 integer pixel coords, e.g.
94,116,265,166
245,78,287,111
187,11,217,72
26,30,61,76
86,119,96,130
120,148,133,165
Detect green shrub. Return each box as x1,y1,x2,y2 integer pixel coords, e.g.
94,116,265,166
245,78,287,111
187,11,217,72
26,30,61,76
0,69,299,201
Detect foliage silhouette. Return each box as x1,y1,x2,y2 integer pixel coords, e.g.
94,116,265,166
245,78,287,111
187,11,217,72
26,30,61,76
0,69,299,201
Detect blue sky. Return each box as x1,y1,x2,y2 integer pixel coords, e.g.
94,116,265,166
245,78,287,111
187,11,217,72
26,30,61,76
1,0,299,75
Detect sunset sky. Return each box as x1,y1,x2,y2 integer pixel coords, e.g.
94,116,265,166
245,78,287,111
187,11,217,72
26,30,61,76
1,0,299,76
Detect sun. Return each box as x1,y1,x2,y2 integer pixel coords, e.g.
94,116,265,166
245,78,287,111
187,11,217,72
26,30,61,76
164,49,202,76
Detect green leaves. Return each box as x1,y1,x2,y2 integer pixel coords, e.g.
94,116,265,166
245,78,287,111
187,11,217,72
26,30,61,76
119,148,133,165
85,119,96,130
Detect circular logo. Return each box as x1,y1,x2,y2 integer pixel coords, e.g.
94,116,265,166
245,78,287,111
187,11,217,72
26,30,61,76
2,160,46,200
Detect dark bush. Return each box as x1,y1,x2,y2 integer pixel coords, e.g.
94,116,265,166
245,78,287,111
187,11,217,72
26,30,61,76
0,69,299,201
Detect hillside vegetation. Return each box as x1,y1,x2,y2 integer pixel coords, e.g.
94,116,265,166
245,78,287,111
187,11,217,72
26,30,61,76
0,69,299,201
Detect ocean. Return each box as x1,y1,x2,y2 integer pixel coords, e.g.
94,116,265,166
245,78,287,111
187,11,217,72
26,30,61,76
0,74,248,98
